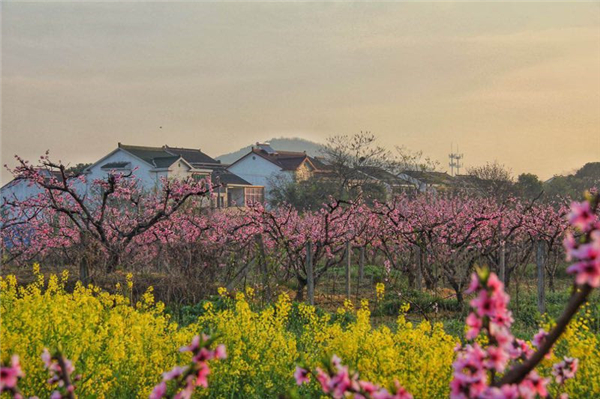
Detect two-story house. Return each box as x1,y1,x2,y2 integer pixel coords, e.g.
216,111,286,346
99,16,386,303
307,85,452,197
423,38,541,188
83,143,263,207
227,143,327,198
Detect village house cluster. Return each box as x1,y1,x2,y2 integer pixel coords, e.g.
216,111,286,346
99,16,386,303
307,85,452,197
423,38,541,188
1,142,463,208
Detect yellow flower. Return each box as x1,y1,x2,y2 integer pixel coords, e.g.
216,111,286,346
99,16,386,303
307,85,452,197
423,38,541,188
3,269,599,399
125,273,133,289
375,283,385,303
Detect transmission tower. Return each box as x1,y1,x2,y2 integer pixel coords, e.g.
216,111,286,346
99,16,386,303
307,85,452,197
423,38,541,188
448,143,464,176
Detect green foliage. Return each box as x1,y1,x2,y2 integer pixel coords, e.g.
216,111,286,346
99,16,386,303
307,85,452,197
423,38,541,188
516,173,544,200
268,176,340,211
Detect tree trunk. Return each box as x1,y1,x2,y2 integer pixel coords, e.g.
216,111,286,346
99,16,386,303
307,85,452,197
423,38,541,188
106,251,120,273
296,277,306,302
359,247,365,281
404,250,414,287
536,241,546,314
450,280,463,306
499,242,506,285
226,259,254,292
548,272,555,293
306,241,314,305
345,241,351,299
256,236,271,303
79,256,90,285
415,246,423,291
505,265,514,289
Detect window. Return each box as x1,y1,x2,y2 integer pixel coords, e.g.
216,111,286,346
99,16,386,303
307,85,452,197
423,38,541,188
245,187,264,205
192,173,207,182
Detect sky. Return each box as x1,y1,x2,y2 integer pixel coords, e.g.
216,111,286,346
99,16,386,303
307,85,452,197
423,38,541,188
1,1,599,184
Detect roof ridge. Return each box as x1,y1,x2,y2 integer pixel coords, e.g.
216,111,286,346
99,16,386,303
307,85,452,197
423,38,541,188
118,143,165,151
153,154,180,159
165,145,203,151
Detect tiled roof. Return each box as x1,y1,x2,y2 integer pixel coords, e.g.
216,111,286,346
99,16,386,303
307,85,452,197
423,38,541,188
164,146,219,165
152,156,180,168
251,148,307,171
211,168,252,186
310,157,332,170
357,166,404,184
118,143,221,169
117,143,253,186
118,144,172,165
101,162,131,169
249,148,329,172
400,170,454,185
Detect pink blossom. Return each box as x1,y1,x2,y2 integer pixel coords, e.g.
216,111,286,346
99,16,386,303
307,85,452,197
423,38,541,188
390,381,413,399
194,364,210,388
480,384,519,399
315,368,331,393
329,366,351,398
179,335,201,353
519,372,549,399
465,313,482,340
358,380,378,394
149,381,167,399
568,200,595,232
485,346,508,372
532,329,548,349
0,355,23,391
566,231,600,287
215,344,227,360
294,366,309,385
552,357,579,385
163,366,187,381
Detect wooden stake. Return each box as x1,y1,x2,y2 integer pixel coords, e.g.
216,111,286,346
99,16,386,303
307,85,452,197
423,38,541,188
306,241,314,305
416,245,423,291
537,241,546,314
499,241,506,285
346,241,351,299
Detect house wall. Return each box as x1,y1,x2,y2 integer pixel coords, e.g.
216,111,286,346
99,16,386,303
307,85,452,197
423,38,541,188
227,154,287,198
169,160,191,180
396,173,437,194
85,149,161,193
1,179,46,203
295,162,313,182
1,169,89,204
1,173,87,227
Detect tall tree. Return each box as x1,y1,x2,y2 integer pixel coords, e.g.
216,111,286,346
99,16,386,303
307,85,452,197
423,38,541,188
467,160,514,198
321,131,396,197
516,173,543,200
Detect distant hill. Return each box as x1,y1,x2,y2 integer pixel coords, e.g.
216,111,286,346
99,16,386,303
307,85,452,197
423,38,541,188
216,137,325,165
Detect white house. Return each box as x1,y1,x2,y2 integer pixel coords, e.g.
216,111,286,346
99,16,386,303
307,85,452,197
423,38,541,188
227,143,327,198
83,143,264,207
84,143,214,191
1,143,264,209
396,170,455,194
1,169,79,203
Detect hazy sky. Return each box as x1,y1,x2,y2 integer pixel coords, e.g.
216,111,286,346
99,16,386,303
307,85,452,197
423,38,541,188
2,2,599,184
